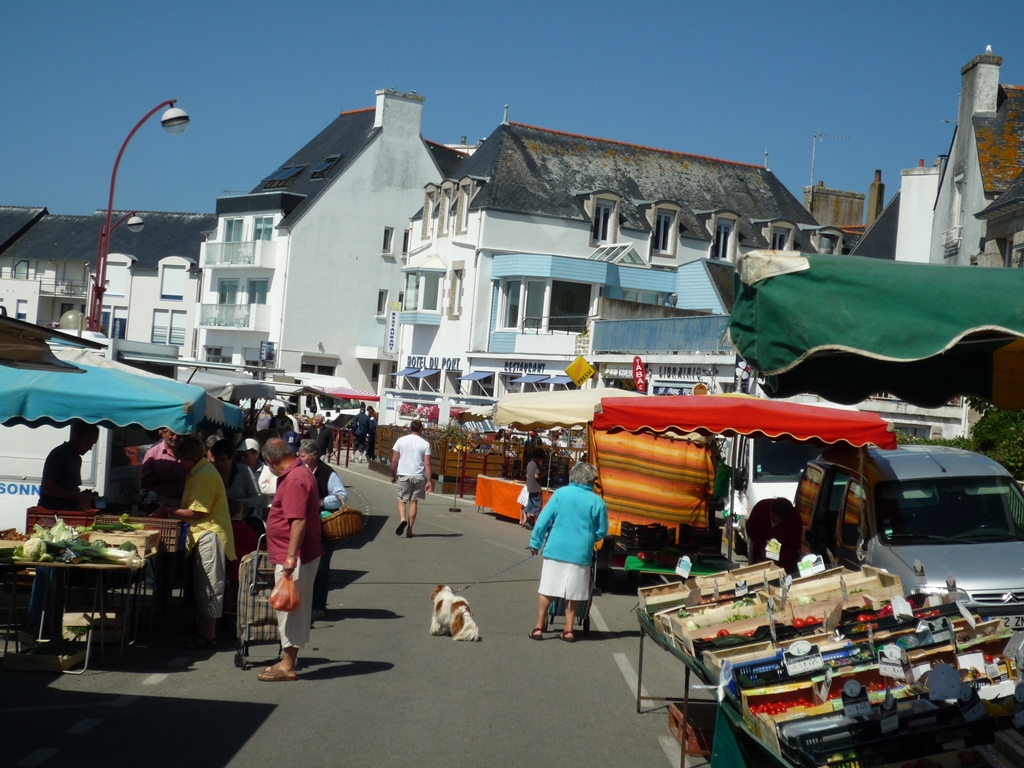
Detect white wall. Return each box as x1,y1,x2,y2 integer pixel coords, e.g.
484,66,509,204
126,256,200,352
895,166,940,263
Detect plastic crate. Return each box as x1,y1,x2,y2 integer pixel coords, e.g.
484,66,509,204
619,522,668,550
95,516,183,553
26,507,98,532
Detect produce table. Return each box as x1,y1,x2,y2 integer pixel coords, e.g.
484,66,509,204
474,475,552,521
635,609,793,768
2,558,145,674
623,556,724,577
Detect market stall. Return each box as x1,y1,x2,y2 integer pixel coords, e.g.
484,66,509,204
474,476,553,520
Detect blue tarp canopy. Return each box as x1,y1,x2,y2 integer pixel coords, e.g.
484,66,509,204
457,371,494,381
0,361,242,433
510,374,549,384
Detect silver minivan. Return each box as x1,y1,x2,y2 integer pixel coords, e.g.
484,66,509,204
797,445,1024,629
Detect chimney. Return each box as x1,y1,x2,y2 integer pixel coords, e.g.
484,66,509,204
374,88,425,132
960,49,1002,120
866,170,885,226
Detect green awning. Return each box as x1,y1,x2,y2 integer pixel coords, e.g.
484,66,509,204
728,251,1024,409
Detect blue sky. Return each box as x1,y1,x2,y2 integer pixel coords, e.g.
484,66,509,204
3,1,1024,219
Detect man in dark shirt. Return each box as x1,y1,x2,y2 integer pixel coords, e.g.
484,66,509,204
38,422,100,511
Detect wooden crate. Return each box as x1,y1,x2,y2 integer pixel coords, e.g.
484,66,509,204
4,642,87,672
671,602,786,655
689,562,785,590
61,611,124,643
81,529,160,555
638,580,688,616
667,700,716,754
786,565,903,606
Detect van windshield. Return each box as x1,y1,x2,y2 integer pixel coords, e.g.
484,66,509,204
876,477,1024,544
752,439,822,483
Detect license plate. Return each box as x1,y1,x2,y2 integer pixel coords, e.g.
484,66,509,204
998,615,1024,630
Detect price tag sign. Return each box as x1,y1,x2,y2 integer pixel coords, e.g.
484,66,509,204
684,586,703,608
826,549,838,567
763,570,770,592
880,689,899,734
825,602,843,634
913,560,927,588
927,617,952,644
798,554,826,577
946,574,958,603
841,680,872,718
959,683,986,722
713,580,720,602
765,538,782,562
956,600,977,629
867,621,876,657
891,595,914,622
927,663,962,700
718,661,733,703
767,597,777,644
675,556,692,578
783,641,824,677
818,667,834,703
840,576,849,606
780,575,792,612
1014,682,1024,728
734,579,748,598
879,644,909,680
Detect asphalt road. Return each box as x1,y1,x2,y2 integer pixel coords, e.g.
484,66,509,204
2,462,709,768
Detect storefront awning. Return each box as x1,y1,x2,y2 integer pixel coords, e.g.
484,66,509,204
544,375,573,385
510,374,550,384
393,367,420,377
407,368,441,378
457,371,494,381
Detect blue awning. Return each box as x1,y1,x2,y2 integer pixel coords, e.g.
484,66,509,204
393,367,420,377
545,375,573,385
407,368,441,379
0,362,239,433
457,371,494,381
510,374,549,384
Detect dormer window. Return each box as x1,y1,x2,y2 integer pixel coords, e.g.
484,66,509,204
712,216,736,261
770,225,792,250
310,156,340,179
652,210,674,253
262,166,305,189
447,188,461,232
421,187,437,240
591,199,616,244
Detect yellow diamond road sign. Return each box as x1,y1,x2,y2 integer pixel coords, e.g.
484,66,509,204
565,355,595,387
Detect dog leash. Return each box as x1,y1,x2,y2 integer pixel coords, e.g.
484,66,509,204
456,551,535,593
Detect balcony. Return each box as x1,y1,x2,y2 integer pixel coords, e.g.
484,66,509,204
203,240,277,268
198,303,272,332
39,278,89,297
942,226,962,257
590,315,731,354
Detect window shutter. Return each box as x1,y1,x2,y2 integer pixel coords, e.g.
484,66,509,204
161,264,187,299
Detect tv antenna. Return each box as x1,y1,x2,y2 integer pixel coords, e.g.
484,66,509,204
810,131,849,187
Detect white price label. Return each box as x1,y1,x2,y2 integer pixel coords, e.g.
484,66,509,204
841,681,872,717
713,580,720,601
798,554,826,577
913,560,927,587
879,645,908,680
734,579,748,598
928,618,952,644
819,667,833,703
783,641,824,677
956,601,977,629
891,595,914,621
765,538,782,562
675,556,692,578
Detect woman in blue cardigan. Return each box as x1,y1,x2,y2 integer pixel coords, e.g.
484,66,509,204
528,462,608,642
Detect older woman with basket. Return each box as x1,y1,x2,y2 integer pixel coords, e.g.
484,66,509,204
297,439,348,622
528,462,607,642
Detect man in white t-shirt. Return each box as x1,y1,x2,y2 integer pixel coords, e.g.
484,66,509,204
391,420,433,538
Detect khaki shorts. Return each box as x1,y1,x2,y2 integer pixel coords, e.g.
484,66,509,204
194,531,226,619
396,474,426,501
274,557,319,649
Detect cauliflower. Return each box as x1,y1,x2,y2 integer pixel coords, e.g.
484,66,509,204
22,538,47,561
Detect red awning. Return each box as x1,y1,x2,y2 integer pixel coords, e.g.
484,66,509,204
593,395,896,450
310,385,380,402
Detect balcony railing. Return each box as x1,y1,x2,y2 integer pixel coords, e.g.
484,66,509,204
943,226,962,255
39,278,89,297
199,302,271,331
203,240,276,268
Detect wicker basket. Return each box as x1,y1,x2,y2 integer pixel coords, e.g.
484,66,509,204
321,503,363,541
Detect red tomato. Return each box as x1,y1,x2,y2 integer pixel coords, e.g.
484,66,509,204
793,617,807,629
857,614,872,623
717,629,731,638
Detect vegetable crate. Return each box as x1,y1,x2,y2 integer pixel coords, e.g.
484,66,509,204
81,529,160,556
3,641,87,672
638,581,688,616
689,562,785,590
26,507,97,532
95,516,182,553
61,611,124,644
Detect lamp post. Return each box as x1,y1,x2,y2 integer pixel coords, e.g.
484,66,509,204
87,101,190,332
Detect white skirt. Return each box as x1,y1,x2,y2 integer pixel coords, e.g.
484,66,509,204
538,559,591,601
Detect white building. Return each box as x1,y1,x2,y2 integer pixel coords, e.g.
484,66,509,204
386,120,821,422
0,207,213,352
196,89,464,388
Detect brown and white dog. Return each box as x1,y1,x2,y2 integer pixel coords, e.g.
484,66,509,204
430,585,480,641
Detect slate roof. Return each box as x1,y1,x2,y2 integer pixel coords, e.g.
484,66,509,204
977,166,1024,219
426,141,471,179
444,122,818,247
0,206,46,255
2,210,216,270
243,107,381,226
974,85,1024,195
849,191,900,260
702,259,736,313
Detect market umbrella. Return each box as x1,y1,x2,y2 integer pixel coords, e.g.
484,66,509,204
0,360,235,433
728,251,1024,408
493,388,644,430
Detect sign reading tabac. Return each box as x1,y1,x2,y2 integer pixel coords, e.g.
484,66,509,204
632,356,647,394
565,355,596,387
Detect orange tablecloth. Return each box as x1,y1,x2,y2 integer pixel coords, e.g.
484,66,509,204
474,475,552,520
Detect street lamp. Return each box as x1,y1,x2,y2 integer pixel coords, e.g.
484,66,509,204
87,101,190,331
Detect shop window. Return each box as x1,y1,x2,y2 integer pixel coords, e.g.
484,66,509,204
503,280,522,328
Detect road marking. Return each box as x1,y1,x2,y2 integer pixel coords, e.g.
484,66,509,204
589,604,610,633
612,652,651,709
659,735,682,767
110,695,138,708
142,673,168,685
68,718,102,735
168,656,191,667
16,748,58,767
483,539,532,556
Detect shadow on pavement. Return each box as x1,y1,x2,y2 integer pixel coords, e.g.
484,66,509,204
328,568,368,589
406,533,463,538
1,687,275,768
332,513,388,550
328,607,402,621
298,657,394,680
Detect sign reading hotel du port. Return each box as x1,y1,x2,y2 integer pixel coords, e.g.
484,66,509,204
632,356,647,394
